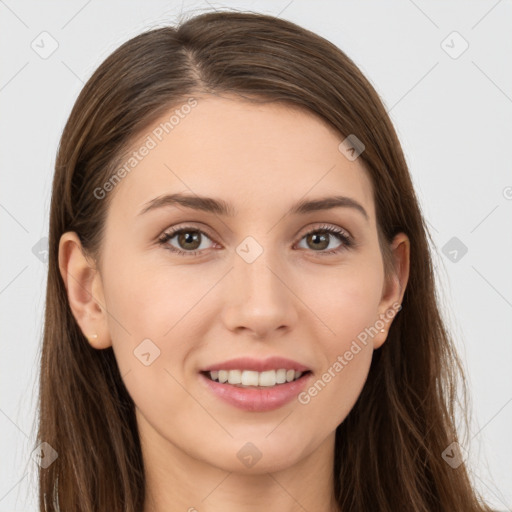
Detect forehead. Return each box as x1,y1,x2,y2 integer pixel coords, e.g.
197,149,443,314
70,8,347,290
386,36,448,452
108,94,375,222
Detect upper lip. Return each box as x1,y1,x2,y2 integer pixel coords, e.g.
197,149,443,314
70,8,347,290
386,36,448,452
201,356,311,373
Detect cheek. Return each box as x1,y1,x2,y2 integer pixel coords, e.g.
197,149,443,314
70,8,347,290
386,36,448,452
299,343,373,430
101,252,215,389
293,262,381,420
101,260,200,422
296,258,384,341
102,250,212,336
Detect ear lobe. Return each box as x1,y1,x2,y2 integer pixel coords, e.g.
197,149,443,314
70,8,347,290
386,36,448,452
58,231,111,349
373,233,410,349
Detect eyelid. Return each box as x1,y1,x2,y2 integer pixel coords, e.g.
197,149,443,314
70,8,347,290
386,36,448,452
297,222,352,240
158,222,216,240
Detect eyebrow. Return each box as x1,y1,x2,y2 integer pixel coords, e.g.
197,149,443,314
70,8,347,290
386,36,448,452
138,193,369,221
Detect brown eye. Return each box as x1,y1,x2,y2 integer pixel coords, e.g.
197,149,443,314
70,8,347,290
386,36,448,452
158,227,215,255
296,225,353,255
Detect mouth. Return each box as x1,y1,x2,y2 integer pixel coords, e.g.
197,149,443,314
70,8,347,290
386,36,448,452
198,357,314,411
200,369,313,389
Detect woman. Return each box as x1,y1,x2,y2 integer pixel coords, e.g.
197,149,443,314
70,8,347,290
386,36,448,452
37,10,492,511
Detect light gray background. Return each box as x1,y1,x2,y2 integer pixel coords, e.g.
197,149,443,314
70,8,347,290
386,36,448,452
1,0,511,510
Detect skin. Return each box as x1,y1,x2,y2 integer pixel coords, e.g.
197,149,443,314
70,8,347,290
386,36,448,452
59,94,410,512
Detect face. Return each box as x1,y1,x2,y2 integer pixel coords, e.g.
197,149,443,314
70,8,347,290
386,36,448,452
62,94,408,477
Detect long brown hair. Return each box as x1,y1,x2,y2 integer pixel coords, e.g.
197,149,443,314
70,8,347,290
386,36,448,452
36,10,491,511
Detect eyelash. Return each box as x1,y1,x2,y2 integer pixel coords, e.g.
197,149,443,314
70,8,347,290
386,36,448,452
157,223,354,258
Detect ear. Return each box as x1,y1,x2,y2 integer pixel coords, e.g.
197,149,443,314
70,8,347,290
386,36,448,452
373,232,410,349
58,231,111,349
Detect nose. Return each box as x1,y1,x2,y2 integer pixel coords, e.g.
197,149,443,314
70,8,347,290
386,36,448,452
220,247,299,339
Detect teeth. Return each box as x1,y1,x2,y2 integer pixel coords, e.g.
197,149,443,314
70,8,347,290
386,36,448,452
276,369,287,384
241,370,259,386
207,368,306,387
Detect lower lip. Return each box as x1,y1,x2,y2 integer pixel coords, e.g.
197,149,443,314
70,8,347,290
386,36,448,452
199,372,313,412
